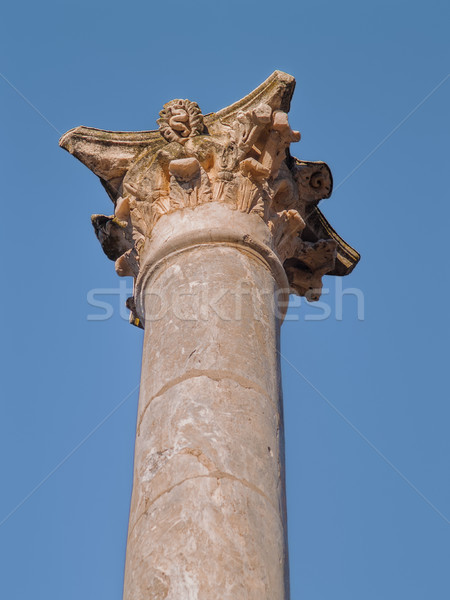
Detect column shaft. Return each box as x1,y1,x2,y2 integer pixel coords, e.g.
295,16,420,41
124,241,289,600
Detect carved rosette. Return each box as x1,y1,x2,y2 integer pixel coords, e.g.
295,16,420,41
157,99,205,144
60,71,359,327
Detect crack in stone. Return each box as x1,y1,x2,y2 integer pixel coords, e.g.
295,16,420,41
137,369,277,435
128,471,281,540
178,447,218,471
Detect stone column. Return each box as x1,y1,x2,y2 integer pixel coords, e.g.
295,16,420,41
59,71,359,600
125,204,289,598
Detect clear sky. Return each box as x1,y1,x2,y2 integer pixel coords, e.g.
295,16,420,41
1,1,449,598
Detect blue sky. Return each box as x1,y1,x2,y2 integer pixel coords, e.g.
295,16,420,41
1,0,449,598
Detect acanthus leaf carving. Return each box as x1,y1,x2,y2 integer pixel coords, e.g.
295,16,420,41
60,71,359,325
269,209,305,264
168,157,212,209
91,214,134,262
284,239,338,301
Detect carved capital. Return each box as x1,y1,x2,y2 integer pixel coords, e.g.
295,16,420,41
60,71,359,326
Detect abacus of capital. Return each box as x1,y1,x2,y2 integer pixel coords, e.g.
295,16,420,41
60,71,359,599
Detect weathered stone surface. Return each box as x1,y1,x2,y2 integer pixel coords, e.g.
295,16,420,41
125,478,286,599
126,238,288,599
59,71,359,599
60,71,359,324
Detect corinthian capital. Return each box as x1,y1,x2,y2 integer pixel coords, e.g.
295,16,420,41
60,71,359,325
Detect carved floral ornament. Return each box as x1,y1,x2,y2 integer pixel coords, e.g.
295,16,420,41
157,99,205,144
59,71,359,327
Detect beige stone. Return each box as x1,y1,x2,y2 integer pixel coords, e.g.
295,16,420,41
60,71,359,599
